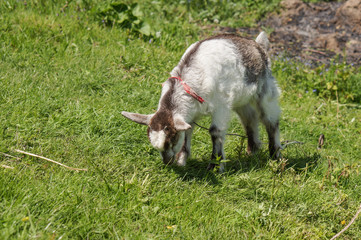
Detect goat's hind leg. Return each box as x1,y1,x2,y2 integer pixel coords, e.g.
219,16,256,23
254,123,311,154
258,97,282,158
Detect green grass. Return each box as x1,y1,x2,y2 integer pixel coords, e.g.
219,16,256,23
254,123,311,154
1,1,361,239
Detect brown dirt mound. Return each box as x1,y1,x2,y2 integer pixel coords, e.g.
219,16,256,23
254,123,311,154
216,0,361,67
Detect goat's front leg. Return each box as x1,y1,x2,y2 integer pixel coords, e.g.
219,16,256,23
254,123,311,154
207,111,229,172
176,125,193,166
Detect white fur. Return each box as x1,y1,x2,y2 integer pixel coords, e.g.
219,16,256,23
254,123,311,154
173,131,185,154
149,130,166,151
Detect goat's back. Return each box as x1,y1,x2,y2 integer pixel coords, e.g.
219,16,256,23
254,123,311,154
171,35,273,109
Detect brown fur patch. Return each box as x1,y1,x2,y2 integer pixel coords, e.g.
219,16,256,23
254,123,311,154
148,78,180,149
149,78,176,131
176,41,203,77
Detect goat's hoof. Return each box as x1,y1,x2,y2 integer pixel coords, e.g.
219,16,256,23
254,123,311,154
175,152,187,166
176,158,186,167
207,163,225,173
270,150,282,160
219,163,225,173
207,163,217,171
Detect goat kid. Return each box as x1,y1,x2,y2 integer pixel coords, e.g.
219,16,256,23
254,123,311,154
122,32,281,172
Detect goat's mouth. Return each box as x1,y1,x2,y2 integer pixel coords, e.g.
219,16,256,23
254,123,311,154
161,151,175,165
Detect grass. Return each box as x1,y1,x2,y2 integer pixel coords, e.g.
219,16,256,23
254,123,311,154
1,1,361,239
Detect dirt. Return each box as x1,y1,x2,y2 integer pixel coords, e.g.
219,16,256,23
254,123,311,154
216,0,361,67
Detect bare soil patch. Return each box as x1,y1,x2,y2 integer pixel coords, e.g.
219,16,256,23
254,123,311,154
216,0,361,66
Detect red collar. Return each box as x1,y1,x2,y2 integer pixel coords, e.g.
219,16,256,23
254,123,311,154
168,77,205,103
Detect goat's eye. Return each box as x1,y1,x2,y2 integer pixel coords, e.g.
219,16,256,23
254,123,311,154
164,126,169,132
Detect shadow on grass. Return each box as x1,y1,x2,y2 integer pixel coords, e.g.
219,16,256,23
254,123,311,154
286,153,321,172
169,145,321,184
170,158,221,185
282,145,321,173
228,150,321,174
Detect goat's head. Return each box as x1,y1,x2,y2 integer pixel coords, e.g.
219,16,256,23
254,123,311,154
121,111,191,165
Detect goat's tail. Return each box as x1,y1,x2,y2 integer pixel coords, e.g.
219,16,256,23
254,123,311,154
255,31,269,52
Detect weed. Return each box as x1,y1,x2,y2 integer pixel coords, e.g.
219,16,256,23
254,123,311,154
273,55,361,103
95,2,153,37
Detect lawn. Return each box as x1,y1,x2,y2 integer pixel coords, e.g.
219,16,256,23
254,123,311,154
1,1,360,239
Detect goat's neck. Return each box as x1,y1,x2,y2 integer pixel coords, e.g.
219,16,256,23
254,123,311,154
159,78,198,123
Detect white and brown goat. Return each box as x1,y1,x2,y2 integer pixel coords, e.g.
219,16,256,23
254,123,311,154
122,32,281,172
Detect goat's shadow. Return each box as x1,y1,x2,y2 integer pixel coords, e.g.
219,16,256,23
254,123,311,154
228,149,321,174
169,158,221,185
169,145,321,184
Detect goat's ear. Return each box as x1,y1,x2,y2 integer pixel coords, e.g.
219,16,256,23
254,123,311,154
121,111,152,126
174,116,191,131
